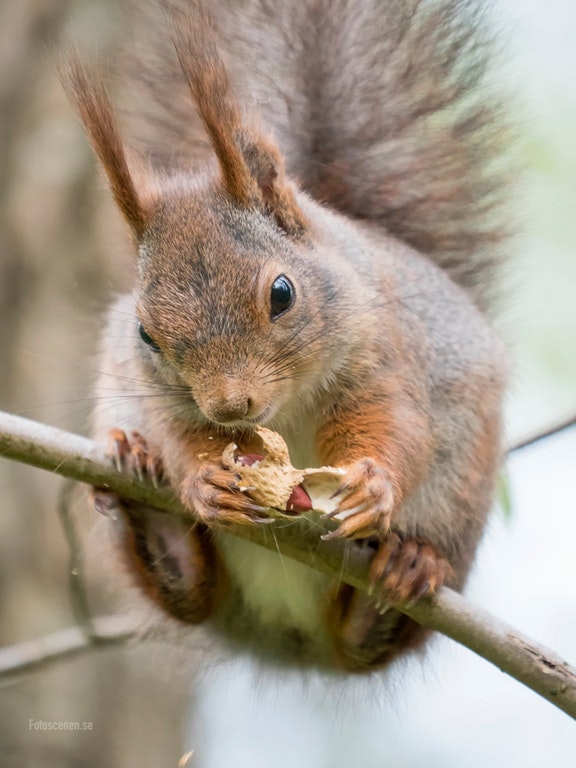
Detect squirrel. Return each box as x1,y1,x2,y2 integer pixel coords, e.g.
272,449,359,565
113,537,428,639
63,0,510,672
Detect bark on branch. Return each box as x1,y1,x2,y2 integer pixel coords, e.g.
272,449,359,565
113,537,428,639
0,409,575,719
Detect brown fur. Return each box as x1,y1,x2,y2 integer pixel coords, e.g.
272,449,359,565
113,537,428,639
64,0,510,672
61,55,157,236
124,0,513,311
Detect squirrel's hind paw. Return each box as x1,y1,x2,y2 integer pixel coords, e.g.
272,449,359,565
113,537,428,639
369,533,452,608
93,428,165,519
107,428,164,486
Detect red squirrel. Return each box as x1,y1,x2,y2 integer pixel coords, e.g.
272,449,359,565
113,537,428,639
63,0,509,672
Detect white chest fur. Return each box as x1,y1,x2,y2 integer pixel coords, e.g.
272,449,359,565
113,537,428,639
214,532,333,637
272,407,319,469
214,411,333,638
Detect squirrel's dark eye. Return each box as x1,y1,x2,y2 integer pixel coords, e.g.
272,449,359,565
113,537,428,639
138,322,161,353
270,275,295,320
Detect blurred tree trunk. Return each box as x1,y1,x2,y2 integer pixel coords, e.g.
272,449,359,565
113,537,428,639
0,1,193,765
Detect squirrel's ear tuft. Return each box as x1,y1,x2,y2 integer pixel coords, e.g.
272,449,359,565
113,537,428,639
168,8,307,238
60,53,156,238
239,133,308,238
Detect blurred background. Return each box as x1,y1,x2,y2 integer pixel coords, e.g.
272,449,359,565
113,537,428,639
0,0,575,765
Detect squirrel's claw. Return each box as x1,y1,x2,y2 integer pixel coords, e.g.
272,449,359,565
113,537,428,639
323,458,394,539
368,533,452,606
183,463,272,526
322,508,382,540
106,428,165,486
93,489,121,519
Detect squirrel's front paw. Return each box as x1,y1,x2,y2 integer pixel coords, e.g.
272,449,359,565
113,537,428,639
369,533,452,607
182,463,272,526
323,458,394,540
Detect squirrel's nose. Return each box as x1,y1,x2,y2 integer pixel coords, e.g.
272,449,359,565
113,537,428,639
208,396,253,425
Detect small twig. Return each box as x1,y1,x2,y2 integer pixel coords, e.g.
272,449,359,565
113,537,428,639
57,478,99,639
0,616,137,687
1,409,576,719
508,410,576,453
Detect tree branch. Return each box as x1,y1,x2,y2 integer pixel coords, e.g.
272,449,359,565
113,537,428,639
508,410,576,453
0,616,137,688
1,409,575,719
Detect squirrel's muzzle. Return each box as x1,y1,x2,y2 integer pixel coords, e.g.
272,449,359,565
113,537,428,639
195,374,260,426
206,396,253,425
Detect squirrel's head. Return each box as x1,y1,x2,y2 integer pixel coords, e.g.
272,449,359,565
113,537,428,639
62,9,352,428
133,183,343,428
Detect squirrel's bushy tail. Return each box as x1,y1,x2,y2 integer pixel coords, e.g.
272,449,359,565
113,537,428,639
128,0,513,311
